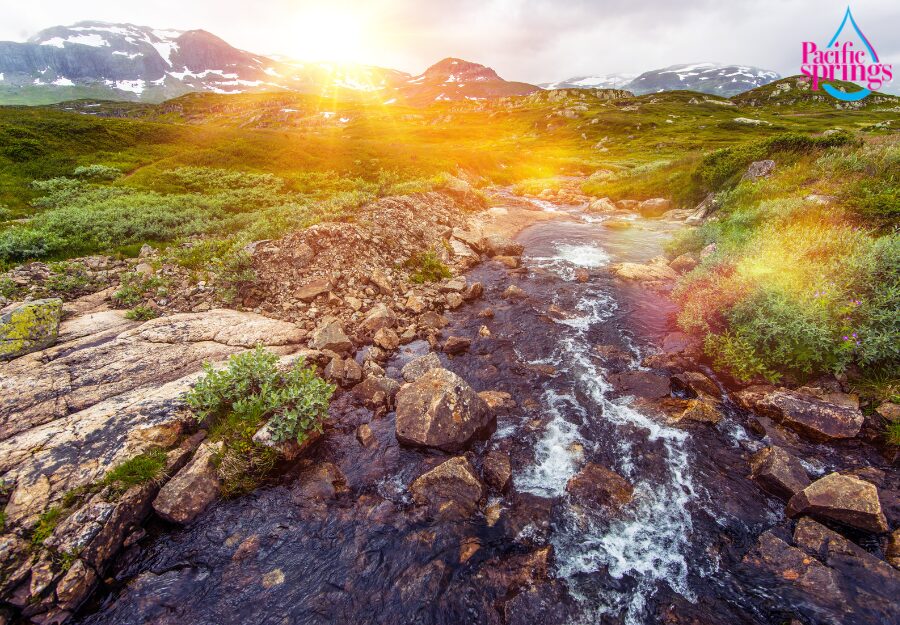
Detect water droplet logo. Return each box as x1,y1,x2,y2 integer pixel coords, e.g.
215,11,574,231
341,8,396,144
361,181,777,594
800,7,893,101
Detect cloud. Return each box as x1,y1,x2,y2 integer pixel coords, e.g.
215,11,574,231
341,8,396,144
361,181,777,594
1,0,898,89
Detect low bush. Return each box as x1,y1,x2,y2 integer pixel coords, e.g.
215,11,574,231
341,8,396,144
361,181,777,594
405,250,452,283
185,347,335,496
124,304,159,321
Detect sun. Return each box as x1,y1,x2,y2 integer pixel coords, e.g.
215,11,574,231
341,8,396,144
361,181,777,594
289,7,369,63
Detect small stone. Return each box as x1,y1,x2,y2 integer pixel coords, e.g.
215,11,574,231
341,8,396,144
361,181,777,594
478,325,491,337
356,423,376,447
369,269,392,295
405,295,426,313
446,292,464,309
419,311,449,330
478,307,494,318
494,256,521,269
443,336,471,355
296,278,330,302
502,285,527,300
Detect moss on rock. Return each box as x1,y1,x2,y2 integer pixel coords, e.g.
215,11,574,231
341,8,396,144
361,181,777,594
0,298,62,360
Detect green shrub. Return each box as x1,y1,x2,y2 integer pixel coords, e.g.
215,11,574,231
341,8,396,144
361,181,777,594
213,250,255,304
125,305,159,321
113,271,165,308
186,347,335,496
73,164,122,181
405,250,452,283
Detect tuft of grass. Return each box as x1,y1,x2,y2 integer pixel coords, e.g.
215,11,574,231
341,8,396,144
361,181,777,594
101,447,168,495
886,422,900,447
125,304,159,321
31,506,63,548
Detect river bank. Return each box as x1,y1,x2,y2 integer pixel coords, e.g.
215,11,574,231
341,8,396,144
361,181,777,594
1,187,897,625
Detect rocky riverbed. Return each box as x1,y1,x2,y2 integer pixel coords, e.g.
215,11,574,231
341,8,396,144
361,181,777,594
0,187,897,625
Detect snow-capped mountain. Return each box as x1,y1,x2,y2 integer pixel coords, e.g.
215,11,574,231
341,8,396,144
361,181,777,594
0,24,538,105
625,63,781,96
544,64,780,97
392,58,538,104
539,73,637,91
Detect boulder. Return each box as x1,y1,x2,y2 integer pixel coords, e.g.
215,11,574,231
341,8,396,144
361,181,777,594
395,368,494,452
637,198,672,217
608,370,671,399
0,298,63,361
401,352,442,382
793,517,897,578
309,320,353,354
152,441,223,524
483,235,524,257
786,472,888,533
440,277,468,293
749,446,811,501
419,311,449,330
443,335,471,355
611,260,678,283
360,303,397,333
736,387,863,442
744,159,776,180
670,371,720,398
409,456,483,519
464,282,484,301
494,255,521,269
451,228,485,253
587,197,617,213
565,463,633,510
669,253,698,273
671,396,722,425
482,450,512,492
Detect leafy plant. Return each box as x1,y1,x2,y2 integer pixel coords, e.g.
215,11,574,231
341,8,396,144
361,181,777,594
113,271,165,308
72,164,122,181
125,304,159,321
186,347,335,497
405,250,451,283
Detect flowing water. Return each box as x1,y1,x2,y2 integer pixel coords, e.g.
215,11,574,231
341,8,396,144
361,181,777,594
75,197,895,625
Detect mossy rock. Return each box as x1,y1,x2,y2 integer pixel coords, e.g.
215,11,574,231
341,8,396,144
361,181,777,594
0,298,63,361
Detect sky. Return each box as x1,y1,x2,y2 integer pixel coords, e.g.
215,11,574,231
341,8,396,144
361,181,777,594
2,0,898,86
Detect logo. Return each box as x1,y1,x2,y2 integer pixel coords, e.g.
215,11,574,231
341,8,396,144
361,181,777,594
800,7,893,101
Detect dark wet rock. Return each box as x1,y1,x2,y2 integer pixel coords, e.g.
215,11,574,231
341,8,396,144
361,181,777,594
749,446,811,501
443,335,471,355
670,371,720,398
741,531,845,614
351,375,400,411
309,320,353,354
661,331,699,354
0,298,63,361
744,159,776,180
566,463,634,510
323,356,363,388
401,352,442,382
477,390,516,414
482,450,512,492
502,284,527,300
152,441,223,524
736,387,864,442
395,368,494,452
483,235,524,257
478,307,495,318
503,580,578,625
294,461,348,501
608,370,671,399
793,517,898,580
409,456,483,520
786,472,888,533
593,344,632,369
503,492,554,542
888,529,900,568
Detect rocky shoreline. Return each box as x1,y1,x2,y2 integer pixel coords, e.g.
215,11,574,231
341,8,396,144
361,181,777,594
0,185,897,624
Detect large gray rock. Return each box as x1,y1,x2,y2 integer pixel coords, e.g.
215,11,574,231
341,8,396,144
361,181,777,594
152,441,223,524
401,352,442,382
395,368,494,452
787,472,888,533
0,298,63,361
